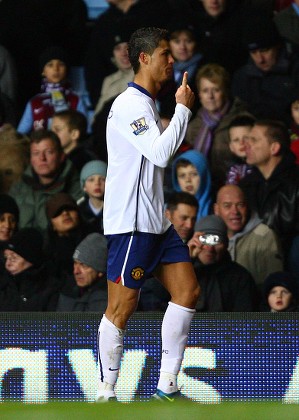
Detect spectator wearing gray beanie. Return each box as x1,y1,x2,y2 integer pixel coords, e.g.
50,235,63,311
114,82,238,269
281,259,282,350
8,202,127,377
188,215,258,311
73,232,107,273
78,160,108,234
55,233,108,312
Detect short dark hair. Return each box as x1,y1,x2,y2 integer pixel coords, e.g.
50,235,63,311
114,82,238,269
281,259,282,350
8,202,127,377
128,27,169,74
254,119,290,155
166,191,199,213
53,109,87,142
228,115,256,130
175,158,194,171
30,129,63,153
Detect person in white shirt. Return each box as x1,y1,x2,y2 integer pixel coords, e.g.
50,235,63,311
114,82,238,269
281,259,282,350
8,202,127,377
96,27,199,403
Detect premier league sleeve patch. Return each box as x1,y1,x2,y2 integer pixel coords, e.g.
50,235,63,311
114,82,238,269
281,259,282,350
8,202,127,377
130,117,149,135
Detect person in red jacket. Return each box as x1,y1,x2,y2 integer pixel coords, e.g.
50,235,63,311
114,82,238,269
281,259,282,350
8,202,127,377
17,46,87,134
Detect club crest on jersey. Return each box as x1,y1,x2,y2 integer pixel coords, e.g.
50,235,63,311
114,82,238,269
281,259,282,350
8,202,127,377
131,267,145,281
130,117,149,135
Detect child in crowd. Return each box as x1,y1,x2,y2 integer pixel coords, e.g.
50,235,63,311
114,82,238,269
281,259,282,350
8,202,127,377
78,160,107,234
225,115,255,185
262,271,299,312
17,46,87,134
51,109,96,172
171,149,212,221
289,99,299,164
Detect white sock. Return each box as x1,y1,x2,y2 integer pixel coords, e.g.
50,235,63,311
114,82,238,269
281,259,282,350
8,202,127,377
97,314,125,389
157,301,195,394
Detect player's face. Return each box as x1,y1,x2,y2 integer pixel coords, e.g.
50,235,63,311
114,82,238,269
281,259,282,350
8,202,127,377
202,0,226,17
4,249,32,275
176,164,200,195
84,175,106,199
170,32,196,62
42,59,67,83
214,187,248,236
0,213,17,241
229,126,251,159
199,78,225,113
165,203,197,241
73,260,99,287
148,39,174,85
268,286,293,311
51,209,80,236
30,139,65,181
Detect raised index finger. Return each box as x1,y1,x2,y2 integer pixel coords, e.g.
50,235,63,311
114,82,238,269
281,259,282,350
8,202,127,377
181,71,188,88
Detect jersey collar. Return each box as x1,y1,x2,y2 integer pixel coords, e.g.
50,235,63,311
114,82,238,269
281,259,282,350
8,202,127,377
128,82,152,99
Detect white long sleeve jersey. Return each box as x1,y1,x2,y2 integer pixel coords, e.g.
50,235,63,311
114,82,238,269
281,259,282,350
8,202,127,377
103,84,192,235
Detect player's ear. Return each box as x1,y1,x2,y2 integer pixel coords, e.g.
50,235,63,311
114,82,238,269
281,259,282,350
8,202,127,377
139,52,149,65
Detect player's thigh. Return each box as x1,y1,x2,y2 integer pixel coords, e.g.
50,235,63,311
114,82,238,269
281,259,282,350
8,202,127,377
155,261,200,308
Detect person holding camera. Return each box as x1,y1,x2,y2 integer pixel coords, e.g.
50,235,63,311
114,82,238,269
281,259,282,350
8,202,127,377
187,215,258,311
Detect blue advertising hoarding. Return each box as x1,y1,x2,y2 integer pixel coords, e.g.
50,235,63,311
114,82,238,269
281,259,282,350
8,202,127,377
0,312,298,403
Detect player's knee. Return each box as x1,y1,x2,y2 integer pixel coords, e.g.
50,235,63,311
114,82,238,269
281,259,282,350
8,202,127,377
171,282,200,309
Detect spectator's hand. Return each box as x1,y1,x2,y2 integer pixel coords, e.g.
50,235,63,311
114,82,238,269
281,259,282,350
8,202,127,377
175,71,195,110
187,231,205,258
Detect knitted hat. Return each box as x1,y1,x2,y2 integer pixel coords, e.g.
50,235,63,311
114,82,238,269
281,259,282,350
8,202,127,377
113,30,130,48
6,228,44,266
80,160,108,188
0,194,19,221
73,233,108,272
195,215,228,244
45,192,78,219
263,271,298,299
244,17,281,52
39,46,69,72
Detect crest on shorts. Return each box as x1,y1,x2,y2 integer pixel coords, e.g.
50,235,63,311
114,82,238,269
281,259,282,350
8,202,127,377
130,117,149,135
131,267,145,281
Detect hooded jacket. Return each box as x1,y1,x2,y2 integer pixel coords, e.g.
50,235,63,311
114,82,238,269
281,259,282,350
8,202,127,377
172,149,212,220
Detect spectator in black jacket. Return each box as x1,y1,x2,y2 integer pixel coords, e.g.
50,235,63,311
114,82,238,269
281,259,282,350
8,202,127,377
0,227,58,311
188,215,258,311
232,16,299,124
44,192,90,287
55,233,108,312
239,119,299,277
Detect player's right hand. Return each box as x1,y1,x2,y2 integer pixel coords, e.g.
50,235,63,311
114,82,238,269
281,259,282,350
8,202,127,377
175,71,195,110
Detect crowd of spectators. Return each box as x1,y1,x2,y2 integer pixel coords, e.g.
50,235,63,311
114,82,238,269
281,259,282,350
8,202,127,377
1,0,299,313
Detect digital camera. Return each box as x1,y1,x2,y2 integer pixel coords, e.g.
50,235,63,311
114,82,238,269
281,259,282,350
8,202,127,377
199,234,221,246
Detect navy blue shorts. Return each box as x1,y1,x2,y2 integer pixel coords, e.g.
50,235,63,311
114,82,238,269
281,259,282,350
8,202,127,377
106,225,191,289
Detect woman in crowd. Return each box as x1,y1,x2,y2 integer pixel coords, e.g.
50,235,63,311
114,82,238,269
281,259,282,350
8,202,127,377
184,63,249,192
